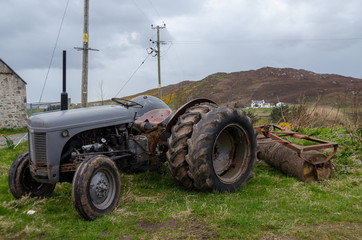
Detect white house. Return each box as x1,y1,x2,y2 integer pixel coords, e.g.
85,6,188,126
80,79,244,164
276,102,287,107
251,100,271,108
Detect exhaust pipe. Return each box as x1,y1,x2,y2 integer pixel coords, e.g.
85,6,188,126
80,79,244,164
61,50,68,110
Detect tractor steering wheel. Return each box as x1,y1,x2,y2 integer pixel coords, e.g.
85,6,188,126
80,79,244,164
111,98,143,108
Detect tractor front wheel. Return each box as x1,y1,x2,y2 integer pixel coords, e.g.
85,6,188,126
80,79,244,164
72,155,121,220
8,151,56,199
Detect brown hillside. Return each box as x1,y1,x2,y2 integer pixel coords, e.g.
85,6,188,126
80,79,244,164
128,67,362,109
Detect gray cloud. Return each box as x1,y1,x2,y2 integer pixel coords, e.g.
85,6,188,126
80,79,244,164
1,0,361,103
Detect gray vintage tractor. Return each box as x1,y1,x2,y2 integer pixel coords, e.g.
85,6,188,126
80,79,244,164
8,95,257,220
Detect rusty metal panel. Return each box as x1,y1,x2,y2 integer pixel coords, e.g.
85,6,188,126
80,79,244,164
255,124,338,165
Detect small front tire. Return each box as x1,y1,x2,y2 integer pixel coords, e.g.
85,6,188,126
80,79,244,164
72,155,121,220
8,151,56,199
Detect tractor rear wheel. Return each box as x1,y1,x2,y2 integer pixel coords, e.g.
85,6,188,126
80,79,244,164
186,107,257,192
167,102,217,189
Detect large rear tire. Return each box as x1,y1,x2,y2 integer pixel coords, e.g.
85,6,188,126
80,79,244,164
72,155,121,220
186,107,257,192
8,151,56,199
166,102,217,189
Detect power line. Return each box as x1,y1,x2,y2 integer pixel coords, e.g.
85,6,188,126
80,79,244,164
129,0,157,49
162,28,187,81
163,44,185,85
130,0,150,21
39,0,70,103
168,42,187,81
114,53,151,97
147,0,165,24
160,42,172,57
164,37,362,45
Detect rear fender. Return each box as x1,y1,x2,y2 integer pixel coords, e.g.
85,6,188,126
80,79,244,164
165,98,217,133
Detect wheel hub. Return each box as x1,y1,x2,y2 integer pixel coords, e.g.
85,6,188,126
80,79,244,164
95,179,109,198
213,131,234,175
90,171,110,205
212,124,250,184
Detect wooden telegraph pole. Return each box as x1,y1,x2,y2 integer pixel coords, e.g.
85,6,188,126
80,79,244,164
81,0,89,108
75,0,98,107
151,24,166,100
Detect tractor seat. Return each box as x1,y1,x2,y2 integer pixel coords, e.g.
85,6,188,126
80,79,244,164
134,108,173,130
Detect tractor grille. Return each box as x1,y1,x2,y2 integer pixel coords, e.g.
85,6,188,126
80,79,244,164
30,132,47,164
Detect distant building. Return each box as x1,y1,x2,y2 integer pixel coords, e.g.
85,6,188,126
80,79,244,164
276,102,287,107
0,59,27,128
251,100,271,108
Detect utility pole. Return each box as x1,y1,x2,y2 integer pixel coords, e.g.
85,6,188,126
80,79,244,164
151,23,166,100
81,0,89,108
75,0,98,107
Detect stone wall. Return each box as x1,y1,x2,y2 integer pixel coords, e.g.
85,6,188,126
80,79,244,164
0,62,27,129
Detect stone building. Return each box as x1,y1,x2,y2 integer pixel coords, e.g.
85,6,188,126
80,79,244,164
0,59,27,128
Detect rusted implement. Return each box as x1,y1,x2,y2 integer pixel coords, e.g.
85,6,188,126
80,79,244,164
255,125,338,181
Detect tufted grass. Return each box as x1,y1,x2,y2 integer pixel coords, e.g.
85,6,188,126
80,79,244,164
0,127,27,136
0,128,361,239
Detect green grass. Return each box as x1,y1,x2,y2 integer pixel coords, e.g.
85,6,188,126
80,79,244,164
0,128,27,136
0,129,361,239
245,108,274,125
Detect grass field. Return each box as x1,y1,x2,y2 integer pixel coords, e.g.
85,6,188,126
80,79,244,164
0,127,361,239
0,128,27,136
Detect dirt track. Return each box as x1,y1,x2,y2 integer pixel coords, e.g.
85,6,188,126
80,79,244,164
0,133,28,149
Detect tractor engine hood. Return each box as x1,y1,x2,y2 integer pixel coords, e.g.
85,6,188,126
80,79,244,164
28,105,134,132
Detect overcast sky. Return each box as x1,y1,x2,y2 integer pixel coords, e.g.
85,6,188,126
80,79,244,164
1,0,361,103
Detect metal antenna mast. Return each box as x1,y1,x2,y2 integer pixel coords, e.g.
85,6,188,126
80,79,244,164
150,23,166,100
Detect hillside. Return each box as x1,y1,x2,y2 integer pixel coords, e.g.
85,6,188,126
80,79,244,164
127,67,362,109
